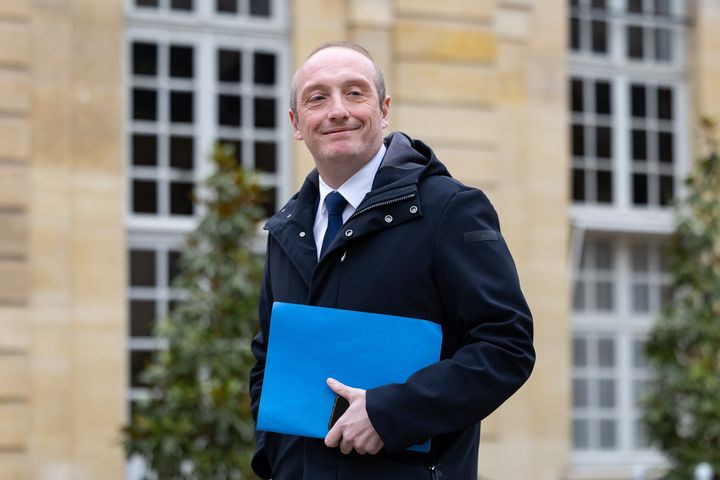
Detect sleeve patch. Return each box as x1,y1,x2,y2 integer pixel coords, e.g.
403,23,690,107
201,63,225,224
463,230,498,244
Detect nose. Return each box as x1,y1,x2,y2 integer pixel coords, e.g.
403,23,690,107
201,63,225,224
327,93,349,121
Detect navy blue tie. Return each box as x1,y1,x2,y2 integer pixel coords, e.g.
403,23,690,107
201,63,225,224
320,191,348,257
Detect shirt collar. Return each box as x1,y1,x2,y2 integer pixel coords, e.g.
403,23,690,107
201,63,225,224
318,143,387,212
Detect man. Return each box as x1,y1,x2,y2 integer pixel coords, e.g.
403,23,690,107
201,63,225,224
250,41,535,479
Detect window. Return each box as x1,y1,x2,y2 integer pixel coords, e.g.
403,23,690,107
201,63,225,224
569,0,610,56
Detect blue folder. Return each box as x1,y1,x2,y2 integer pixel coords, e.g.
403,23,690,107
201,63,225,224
257,302,442,452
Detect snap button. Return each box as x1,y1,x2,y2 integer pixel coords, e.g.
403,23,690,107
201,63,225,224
384,215,393,223
409,206,418,214
299,231,306,238
345,229,353,237
286,213,292,218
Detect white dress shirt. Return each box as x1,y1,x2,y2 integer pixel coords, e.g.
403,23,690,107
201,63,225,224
313,144,387,259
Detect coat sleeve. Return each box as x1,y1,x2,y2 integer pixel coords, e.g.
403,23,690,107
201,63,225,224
249,242,274,479
365,188,535,452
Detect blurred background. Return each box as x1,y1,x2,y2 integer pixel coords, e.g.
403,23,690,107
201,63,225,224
0,0,717,478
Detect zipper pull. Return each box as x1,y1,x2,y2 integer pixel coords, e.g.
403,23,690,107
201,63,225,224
340,251,347,262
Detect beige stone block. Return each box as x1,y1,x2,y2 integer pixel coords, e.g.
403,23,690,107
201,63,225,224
349,0,392,28
0,452,28,480
395,19,496,62
350,28,392,98
0,355,28,398
0,164,28,208
433,146,498,187
394,104,497,148
0,23,29,68
0,212,27,258
0,260,28,305
396,0,493,22
0,71,30,113
0,0,29,18
0,308,29,351
0,404,28,448
395,61,498,106
496,7,532,41
0,118,29,160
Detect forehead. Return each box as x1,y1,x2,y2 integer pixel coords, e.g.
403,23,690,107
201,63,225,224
295,47,376,91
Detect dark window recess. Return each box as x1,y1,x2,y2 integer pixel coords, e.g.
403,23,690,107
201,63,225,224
571,79,584,113
130,300,155,337
218,95,242,126
171,0,193,11
591,20,607,54
170,182,194,215
254,52,276,85
658,132,673,163
591,0,606,8
133,180,157,214
217,0,237,13
170,136,194,170
132,134,157,166
632,129,647,160
170,91,193,123
628,0,643,13
168,250,183,285
130,249,156,286
597,171,612,203
132,42,157,76
218,139,242,165
260,187,277,217
657,88,673,119
170,45,194,78
255,142,276,172
627,26,644,59
132,88,157,121
596,127,612,158
655,0,671,15
218,49,241,82
595,81,611,114
130,350,155,387
655,28,672,62
631,85,646,117
660,175,674,205
572,124,585,156
250,0,271,17
570,17,580,50
254,97,276,128
633,174,648,205
136,0,158,7
572,168,586,202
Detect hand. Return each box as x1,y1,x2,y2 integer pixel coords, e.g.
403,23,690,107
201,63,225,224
324,378,384,455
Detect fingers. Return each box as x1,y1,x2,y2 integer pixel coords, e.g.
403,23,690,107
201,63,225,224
326,377,354,399
325,423,341,448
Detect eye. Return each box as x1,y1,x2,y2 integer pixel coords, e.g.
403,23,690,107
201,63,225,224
348,90,363,97
308,94,326,103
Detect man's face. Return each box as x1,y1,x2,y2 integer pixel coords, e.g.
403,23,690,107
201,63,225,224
289,47,390,169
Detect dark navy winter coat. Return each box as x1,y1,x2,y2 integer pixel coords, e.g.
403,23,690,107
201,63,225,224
250,132,535,479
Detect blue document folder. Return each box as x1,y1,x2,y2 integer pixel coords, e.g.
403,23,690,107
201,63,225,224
257,302,442,452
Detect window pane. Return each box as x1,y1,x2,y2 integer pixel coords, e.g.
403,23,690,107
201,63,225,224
595,242,613,270
170,182,194,215
133,180,157,213
255,142,277,172
168,250,182,285
170,136,194,170
627,25,644,59
136,0,158,8
633,339,648,368
600,419,617,449
132,134,157,166
632,283,650,312
657,87,673,119
598,338,615,367
633,173,648,205
632,129,647,160
573,419,590,449
130,249,156,286
591,20,607,53
171,0,193,11
595,81,611,114
631,85,646,117
254,52,276,85
170,91,193,123
254,97,276,128
170,45,194,78
572,125,585,156
655,0,671,15
596,281,614,310
132,88,157,121
570,17,580,50
631,245,649,272
658,131,674,163
591,0,606,8
660,175,674,205
132,42,157,76
260,186,277,217
599,379,616,407
573,378,589,407
573,337,588,367
218,138,242,165
635,419,649,448
218,95,242,126
571,79,584,112
597,170,612,203
628,0,643,13
655,28,673,62
250,0,270,16
130,300,155,337
596,126,611,158
218,49,241,83
216,0,237,13
130,350,154,387
572,168,586,202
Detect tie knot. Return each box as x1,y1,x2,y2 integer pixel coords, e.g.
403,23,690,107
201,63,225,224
325,191,348,216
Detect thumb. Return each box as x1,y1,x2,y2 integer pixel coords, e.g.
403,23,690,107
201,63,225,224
327,377,353,399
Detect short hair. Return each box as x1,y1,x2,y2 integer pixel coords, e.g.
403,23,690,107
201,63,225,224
290,41,386,114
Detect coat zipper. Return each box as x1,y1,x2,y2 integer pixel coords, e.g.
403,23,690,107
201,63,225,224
429,465,438,480
348,192,417,221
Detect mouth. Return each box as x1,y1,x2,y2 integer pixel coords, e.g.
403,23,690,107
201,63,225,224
322,127,359,135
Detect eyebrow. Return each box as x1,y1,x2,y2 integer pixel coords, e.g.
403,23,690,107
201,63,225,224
300,78,372,100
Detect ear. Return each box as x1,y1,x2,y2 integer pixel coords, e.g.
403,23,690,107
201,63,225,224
380,96,391,129
289,109,303,140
